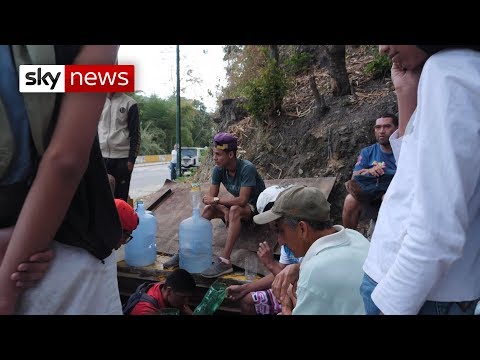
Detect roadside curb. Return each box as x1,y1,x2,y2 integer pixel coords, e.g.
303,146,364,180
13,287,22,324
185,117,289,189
135,161,169,168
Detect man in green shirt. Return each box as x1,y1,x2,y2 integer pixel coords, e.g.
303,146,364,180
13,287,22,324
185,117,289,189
200,132,266,277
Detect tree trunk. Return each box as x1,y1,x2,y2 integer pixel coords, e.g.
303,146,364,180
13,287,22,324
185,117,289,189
268,45,282,115
324,45,351,96
269,45,279,63
309,75,328,117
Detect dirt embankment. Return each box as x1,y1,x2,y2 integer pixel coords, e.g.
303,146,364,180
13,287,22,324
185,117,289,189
196,46,398,227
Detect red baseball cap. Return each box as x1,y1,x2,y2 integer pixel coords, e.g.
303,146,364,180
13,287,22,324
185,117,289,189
114,199,139,232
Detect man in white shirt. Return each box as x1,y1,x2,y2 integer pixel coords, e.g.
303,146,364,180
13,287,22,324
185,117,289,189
170,144,178,180
361,45,480,315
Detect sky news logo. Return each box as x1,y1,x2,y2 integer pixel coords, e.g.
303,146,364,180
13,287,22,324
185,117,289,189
19,65,134,93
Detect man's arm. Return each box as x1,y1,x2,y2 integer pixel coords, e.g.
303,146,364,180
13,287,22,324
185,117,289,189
227,273,276,301
127,103,140,169
257,241,285,275
371,57,480,314
351,147,387,178
280,283,297,315
271,263,300,303
0,45,119,315
208,184,220,197
214,186,252,207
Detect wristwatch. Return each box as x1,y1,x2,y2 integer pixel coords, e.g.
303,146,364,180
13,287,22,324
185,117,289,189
213,197,220,205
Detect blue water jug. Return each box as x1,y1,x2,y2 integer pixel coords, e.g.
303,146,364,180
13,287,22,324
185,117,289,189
179,183,213,273
125,200,157,267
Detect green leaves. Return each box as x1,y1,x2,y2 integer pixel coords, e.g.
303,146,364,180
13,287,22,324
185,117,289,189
131,93,214,155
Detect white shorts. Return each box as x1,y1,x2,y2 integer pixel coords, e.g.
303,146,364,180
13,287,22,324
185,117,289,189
15,241,122,315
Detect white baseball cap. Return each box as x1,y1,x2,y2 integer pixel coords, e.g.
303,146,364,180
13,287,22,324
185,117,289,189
256,184,294,214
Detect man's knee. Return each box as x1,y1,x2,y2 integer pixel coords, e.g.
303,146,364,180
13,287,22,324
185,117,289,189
228,205,242,219
240,293,256,315
202,204,215,219
344,194,361,211
228,205,252,222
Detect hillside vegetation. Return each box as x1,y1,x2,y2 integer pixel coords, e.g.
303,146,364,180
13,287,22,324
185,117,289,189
194,45,398,226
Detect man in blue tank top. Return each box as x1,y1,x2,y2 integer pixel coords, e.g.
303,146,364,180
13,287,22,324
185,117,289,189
343,114,398,230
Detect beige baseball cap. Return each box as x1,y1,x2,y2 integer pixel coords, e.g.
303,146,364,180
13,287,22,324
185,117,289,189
253,185,330,225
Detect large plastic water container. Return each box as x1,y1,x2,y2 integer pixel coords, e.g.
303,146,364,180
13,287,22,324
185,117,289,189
125,200,157,267
179,183,212,273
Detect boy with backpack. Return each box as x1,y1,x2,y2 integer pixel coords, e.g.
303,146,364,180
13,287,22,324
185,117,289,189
124,268,196,315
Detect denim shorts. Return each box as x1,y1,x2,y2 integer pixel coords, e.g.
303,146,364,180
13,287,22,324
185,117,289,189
360,272,479,315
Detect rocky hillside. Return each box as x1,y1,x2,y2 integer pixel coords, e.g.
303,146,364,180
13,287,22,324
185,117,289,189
195,46,398,227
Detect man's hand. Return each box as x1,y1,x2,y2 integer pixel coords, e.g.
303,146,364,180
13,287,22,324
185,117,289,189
365,163,385,177
1,226,55,289
202,195,215,205
182,304,193,315
272,263,300,302
280,283,297,315
257,241,274,269
127,161,134,173
11,249,55,288
391,61,422,94
226,284,249,302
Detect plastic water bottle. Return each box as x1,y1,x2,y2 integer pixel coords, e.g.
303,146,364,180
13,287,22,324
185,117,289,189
193,280,227,315
125,200,157,267
179,183,213,273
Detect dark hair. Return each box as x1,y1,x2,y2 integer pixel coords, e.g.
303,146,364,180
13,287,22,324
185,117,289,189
283,217,333,231
416,45,480,57
165,269,196,293
378,113,398,127
263,201,275,212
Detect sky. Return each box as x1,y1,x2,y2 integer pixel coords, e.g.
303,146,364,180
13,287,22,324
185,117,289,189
118,45,227,112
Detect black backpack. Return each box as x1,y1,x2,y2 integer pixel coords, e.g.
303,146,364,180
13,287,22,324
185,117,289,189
122,282,159,315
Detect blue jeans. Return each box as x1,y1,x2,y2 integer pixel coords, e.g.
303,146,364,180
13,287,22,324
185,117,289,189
170,162,176,180
359,272,479,315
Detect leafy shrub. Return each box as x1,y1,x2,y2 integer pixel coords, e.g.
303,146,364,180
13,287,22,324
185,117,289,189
365,53,392,79
284,51,312,76
243,55,289,120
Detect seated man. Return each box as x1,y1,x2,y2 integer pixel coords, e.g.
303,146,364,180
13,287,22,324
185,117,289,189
129,268,196,315
163,133,266,277
226,185,301,315
200,132,266,277
254,185,369,315
343,113,398,230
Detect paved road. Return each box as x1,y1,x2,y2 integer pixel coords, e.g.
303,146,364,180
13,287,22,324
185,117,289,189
129,162,170,201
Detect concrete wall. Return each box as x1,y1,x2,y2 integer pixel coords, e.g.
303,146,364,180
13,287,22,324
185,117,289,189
136,154,171,164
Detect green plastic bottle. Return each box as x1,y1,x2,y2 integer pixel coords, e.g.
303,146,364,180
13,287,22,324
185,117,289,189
192,280,227,315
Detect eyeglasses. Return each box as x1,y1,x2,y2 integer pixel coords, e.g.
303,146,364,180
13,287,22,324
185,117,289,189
124,231,133,244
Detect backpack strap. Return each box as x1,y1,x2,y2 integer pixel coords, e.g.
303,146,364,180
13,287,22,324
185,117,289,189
0,99,14,180
139,292,160,309
11,45,57,156
122,282,160,315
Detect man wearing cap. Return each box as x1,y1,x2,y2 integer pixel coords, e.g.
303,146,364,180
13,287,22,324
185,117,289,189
198,132,266,278
226,184,302,315
254,185,369,315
